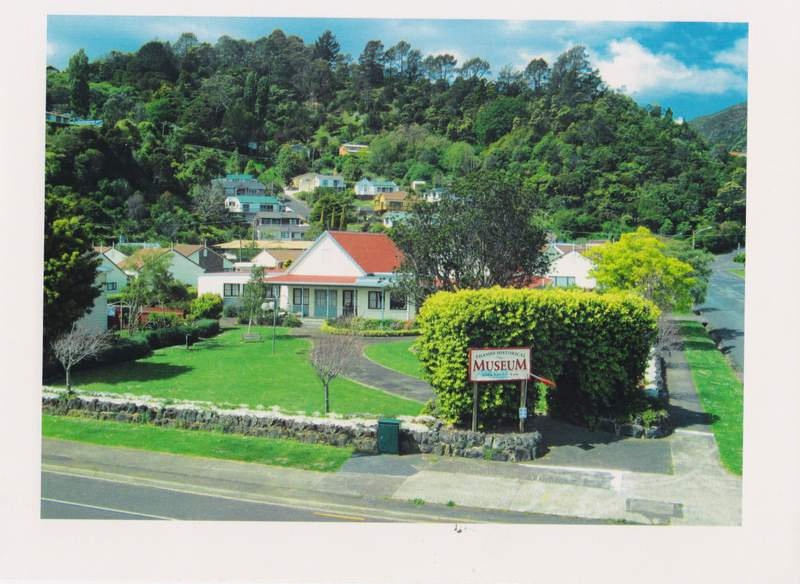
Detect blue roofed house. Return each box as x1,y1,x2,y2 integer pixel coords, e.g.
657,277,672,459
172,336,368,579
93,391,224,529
212,173,267,197
224,194,282,215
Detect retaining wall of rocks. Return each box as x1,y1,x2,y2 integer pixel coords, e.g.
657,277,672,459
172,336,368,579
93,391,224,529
42,389,542,461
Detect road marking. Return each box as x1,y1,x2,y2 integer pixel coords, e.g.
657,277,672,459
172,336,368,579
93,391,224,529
674,429,715,437
41,468,467,523
41,497,173,520
313,511,366,521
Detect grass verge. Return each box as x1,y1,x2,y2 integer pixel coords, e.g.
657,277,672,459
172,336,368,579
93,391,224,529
363,339,426,380
678,320,743,475
728,268,745,279
42,414,352,472
61,326,422,418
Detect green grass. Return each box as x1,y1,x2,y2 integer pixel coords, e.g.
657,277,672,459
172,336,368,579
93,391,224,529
42,414,352,472
678,320,744,475
62,326,422,418
363,339,426,380
728,268,745,279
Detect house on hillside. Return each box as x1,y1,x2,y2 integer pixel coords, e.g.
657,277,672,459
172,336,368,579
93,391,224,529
338,143,369,156
373,191,411,213
254,210,309,240
382,211,409,229
119,247,207,288
172,244,234,273
265,231,414,321
354,177,399,198
293,173,346,192
224,194,282,215
212,174,267,197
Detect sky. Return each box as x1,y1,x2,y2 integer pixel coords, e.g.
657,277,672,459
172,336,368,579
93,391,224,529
47,16,747,120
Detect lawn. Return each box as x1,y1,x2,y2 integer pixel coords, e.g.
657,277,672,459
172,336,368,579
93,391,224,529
42,414,352,471
63,326,422,418
679,319,744,475
728,268,745,279
363,339,426,380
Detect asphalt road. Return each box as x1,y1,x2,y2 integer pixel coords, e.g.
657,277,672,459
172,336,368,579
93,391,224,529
695,250,745,371
41,471,371,522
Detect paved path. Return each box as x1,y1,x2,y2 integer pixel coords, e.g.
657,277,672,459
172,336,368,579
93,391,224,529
695,250,745,371
291,327,434,403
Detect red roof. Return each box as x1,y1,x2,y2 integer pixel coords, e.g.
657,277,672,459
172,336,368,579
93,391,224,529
265,274,359,285
328,231,403,273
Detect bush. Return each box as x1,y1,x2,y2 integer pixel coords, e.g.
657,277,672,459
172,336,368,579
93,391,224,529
416,287,659,428
283,312,302,327
190,293,223,319
223,303,239,318
143,319,220,350
322,316,419,336
732,252,745,264
88,336,152,367
146,312,182,329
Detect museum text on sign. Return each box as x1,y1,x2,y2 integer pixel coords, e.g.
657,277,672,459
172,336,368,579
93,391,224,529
468,347,531,382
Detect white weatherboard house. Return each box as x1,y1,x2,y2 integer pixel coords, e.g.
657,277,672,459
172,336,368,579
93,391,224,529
197,271,287,309
75,268,110,333
547,250,597,289
95,251,129,294
265,231,414,320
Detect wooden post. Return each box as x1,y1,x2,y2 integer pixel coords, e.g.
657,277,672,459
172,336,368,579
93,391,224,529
472,382,479,432
519,380,528,433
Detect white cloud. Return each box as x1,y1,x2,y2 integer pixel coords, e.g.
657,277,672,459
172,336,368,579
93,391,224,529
47,42,57,57
595,38,746,95
714,37,748,70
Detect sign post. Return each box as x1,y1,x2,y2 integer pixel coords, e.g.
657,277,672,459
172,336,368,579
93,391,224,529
468,347,531,433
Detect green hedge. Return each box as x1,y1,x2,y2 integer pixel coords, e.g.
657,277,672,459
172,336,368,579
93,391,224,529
416,288,659,428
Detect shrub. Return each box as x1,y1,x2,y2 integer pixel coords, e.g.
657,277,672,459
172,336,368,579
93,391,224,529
416,287,659,428
223,303,239,318
732,252,746,264
190,293,223,319
191,319,220,338
146,312,182,329
283,312,302,327
88,336,152,367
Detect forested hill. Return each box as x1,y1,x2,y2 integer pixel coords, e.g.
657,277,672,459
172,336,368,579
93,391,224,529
45,30,745,249
689,102,747,154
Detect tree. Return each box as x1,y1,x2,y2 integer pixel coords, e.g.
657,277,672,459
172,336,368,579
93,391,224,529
191,181,227,224
313,30,340,65
241,266,269,333
44,187,101,343
391,170,551,301
549,46,604,106
309,333,359,414
459,57,491,79
67,49,91,116
585,227,696,311
523,58,549,92
51,324,112,392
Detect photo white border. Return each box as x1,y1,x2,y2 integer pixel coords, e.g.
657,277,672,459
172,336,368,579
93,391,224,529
2,0,799,582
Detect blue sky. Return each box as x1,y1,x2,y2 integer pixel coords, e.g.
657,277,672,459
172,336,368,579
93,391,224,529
47,16,747,120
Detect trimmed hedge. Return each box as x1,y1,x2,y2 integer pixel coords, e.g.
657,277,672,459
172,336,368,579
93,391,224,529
416,288,659,428
322,316,419,337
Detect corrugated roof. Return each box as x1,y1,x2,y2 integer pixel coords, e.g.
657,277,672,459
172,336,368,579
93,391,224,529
329,231,404,273
213,239,313,250
172,244,204,257
227,195,280,204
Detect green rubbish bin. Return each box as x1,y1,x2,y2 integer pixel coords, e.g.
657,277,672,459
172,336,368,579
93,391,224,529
377,418,401,454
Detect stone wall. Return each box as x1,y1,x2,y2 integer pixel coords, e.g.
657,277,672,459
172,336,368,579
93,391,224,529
42,389,543,462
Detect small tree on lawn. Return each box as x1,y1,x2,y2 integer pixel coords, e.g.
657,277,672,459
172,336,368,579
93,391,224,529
51,324,112,393
309,334,359,414
241,266,269,333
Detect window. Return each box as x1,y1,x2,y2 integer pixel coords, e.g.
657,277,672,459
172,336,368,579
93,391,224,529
223,283,241,297
553,276,576,288
106,281,117,292
368,291,384,309
242,204,250,212
389,292,406,310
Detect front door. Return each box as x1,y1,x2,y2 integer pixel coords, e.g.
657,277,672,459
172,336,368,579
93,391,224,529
314,289,337,318
292,288,309,317
342,289,355,317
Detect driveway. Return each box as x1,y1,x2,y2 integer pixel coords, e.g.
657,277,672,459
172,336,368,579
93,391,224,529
695,250,745,372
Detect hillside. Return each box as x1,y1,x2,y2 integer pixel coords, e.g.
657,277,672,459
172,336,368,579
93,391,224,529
689,102,747,154
45,32,745,250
